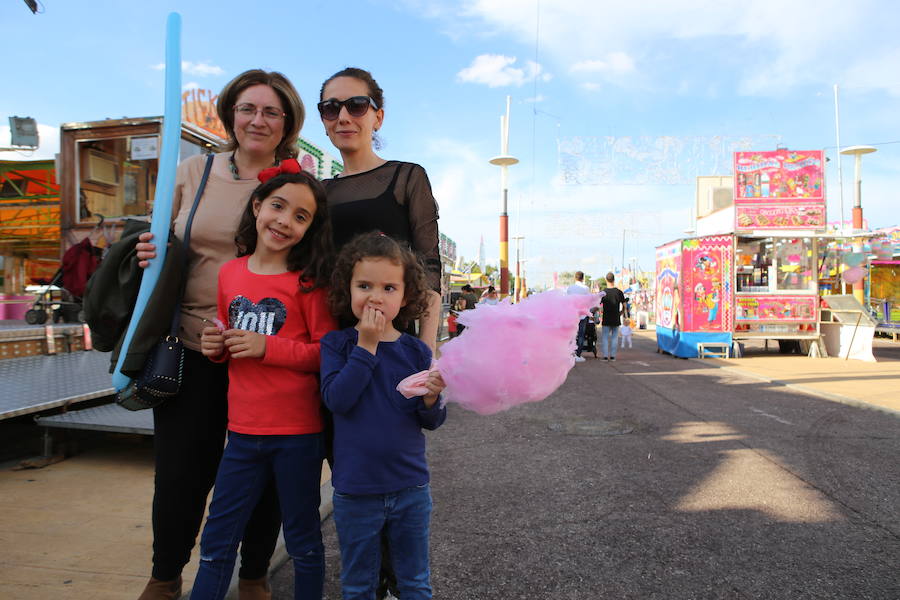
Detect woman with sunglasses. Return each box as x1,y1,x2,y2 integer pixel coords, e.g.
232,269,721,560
134,69,305,600
317,67,442,599
318,67,442,353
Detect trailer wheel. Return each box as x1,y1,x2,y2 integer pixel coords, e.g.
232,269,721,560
25,309,47,325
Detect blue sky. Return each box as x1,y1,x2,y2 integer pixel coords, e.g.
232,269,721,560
2,0,899,287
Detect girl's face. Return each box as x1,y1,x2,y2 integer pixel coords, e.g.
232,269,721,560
252,182,316,259
320,76,383,155
233,84,285,158
350,257,406,324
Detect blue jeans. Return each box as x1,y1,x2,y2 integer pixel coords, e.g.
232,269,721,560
191,432,325,600
575,317,588,356
601,325,620,359
333,484,433,600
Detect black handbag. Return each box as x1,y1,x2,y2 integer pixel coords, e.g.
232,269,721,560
116,154,214,411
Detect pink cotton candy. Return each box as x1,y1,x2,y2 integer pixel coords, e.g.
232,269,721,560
397,360,439,398
433,290,603,415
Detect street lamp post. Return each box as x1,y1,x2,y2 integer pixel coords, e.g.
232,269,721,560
512,235,525,302
489,96,518,298
840,145,877,304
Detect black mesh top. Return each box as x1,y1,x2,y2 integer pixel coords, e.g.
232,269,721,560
325,161,441,293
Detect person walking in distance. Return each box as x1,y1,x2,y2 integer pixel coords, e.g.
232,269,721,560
599,271,626,361
566,271,591,362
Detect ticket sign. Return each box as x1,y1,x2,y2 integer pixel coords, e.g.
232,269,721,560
734,150,825,232
734,294,817,322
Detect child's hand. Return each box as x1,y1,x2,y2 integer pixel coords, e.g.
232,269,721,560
223,329,266,359
422,371,446,409
357,305,385,355
200,326,226,358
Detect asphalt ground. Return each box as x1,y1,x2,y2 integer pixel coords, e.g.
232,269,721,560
272,332,900,599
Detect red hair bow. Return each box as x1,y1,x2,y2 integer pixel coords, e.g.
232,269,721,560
257,158,302,184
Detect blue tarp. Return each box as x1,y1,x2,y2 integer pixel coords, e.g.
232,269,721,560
656,326,732,358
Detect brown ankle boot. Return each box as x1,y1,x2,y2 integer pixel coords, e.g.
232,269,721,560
238,576,272,600
137,576,182,600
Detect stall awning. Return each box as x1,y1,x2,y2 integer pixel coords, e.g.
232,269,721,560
450,271,489,286
0,159,60,259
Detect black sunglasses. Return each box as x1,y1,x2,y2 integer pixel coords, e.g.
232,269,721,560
317,96,379,121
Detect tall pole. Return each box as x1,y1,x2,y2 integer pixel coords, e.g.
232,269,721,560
490,96,519,298
840,145,877,304
833,85,845,232
513,236,524,302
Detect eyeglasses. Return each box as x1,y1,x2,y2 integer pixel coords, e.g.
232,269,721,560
234,103,286,121
317,96,379,121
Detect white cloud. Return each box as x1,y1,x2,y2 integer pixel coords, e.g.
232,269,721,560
580,82,601,92
151,60,225,77
841,48,900,97
457,54,549,87
183,81,200,91
571,52,635,74
0,124,60,161
524,94,545,103
426,0,896,96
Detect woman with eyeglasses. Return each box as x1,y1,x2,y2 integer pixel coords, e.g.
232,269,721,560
317,67,442,600
134,69,307,600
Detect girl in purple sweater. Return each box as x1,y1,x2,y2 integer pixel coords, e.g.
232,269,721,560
321,232,446,600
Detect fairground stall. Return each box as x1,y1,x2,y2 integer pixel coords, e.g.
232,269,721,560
0,160,60,319
655,149,876,359
868,225,900,339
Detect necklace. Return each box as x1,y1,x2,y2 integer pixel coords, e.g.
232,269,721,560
229,151,280,180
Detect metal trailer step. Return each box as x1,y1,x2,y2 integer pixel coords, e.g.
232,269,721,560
0,350,113,420
36,402,154,435
696,342,730,359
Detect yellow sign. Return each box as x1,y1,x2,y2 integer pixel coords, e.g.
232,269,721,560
182,89,226,139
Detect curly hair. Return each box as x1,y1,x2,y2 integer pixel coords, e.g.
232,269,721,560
234,170,334,290
329,232,431,329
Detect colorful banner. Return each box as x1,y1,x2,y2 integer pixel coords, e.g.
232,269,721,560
735,204,826,229
682,236,733,333
655,241,682,329
734,150,825,232
734,294,817,322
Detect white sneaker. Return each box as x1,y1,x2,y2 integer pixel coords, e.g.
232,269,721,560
574,356,586,362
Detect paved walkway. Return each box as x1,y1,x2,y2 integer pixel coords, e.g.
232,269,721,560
0,330,897,598
666,331,900,415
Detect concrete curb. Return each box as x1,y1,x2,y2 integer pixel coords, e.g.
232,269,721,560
692,357,900,419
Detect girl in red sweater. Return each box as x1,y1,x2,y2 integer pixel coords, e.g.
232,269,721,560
192,161,336,600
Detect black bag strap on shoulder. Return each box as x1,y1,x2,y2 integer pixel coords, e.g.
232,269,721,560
168,153,215,338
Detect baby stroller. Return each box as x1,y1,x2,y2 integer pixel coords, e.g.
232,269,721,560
24,237,101,325
582,318,598,358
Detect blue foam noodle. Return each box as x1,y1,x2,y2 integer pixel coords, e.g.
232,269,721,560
112,12,182,391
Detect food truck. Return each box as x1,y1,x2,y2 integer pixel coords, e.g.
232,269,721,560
655,149,876,359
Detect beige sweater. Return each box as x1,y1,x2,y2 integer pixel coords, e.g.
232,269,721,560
171,153,258,351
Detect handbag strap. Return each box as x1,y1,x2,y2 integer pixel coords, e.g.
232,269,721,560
168,153,215,337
